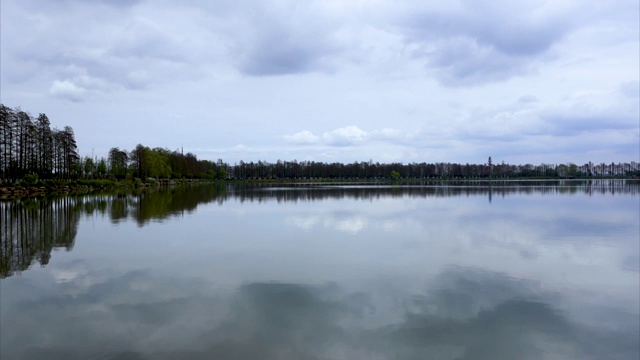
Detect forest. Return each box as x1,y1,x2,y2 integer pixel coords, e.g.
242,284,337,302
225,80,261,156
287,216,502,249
0,104,222,181
1,103,639,183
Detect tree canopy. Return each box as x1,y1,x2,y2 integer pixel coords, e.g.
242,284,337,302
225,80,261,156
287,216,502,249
2,103,638,182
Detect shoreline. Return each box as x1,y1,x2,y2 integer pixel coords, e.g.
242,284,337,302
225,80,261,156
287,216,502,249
1,177,637,200
0,179,215,200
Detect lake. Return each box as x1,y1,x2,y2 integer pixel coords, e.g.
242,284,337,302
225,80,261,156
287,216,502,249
1,180,639,360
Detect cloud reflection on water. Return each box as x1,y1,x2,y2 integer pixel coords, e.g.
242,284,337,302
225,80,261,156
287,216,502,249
286,213,368,234
1,264,637,360
1,181,638,359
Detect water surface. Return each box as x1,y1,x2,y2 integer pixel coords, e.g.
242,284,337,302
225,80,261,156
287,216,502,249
1,180,639,359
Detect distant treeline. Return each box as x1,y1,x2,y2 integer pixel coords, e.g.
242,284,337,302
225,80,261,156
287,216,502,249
1,103,639,182
226,158,639,179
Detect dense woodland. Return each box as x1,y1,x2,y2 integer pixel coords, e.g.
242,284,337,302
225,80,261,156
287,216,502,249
1,104,639,183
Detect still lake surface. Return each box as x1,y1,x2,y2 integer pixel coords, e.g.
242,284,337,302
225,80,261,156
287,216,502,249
1,180,639,359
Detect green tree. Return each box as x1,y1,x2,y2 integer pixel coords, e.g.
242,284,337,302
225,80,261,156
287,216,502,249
96,158,108,178
217,167,227,180
146,148,171,178
82,156,95,179
108,147,128,179
130,144,147,178
556,164,568,177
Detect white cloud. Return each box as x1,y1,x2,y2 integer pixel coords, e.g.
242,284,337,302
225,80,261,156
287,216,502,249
322,126,368,146
48,75,119,101
49,80,86,102
284,126,373,147
283,130,321,145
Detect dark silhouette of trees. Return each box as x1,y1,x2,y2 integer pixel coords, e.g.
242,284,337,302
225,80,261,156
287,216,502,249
2,103,638,183
0,104,14,179
108,147,129,179
36,113,54,176
53,126,80,179
222,160,639,180
130,144,147,178
0,104,78,181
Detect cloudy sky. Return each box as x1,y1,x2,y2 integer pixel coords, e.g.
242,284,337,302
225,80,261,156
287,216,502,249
1,0,638,164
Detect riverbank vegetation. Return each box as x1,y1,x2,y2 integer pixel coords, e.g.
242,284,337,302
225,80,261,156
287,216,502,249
2,104,639,190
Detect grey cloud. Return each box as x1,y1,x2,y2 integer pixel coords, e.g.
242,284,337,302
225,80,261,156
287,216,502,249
11,0,347,88
445,87,638,160
91,0,142,7
396,0,573,85
620,80,640,99
109,19,189,63
4,1,197,100
238,27,339,76
540,92,639,136
518,95,539,103
425,37,533,86
15,0,141,14
59,0,141,8
1,0,636,163
544,113,634,137
230,4,344,76
406,3,565,55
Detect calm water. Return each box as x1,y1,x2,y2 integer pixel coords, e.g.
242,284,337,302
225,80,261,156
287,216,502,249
1,180,639,360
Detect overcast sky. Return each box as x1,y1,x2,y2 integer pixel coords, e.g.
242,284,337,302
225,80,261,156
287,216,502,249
1,0,638,164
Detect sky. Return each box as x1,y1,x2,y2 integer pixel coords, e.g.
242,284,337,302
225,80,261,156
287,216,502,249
1,0,638,165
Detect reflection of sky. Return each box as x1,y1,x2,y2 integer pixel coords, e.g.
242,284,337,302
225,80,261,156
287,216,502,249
1,188,638,359
280,194,640,312
2,265,638,359
286,213,368,233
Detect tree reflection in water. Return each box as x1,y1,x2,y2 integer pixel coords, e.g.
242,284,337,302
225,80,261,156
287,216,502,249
1,185,226,278
1,197,79,278
1,180,637,279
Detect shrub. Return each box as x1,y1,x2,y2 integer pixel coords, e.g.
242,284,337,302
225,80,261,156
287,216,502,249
22,173,39,186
